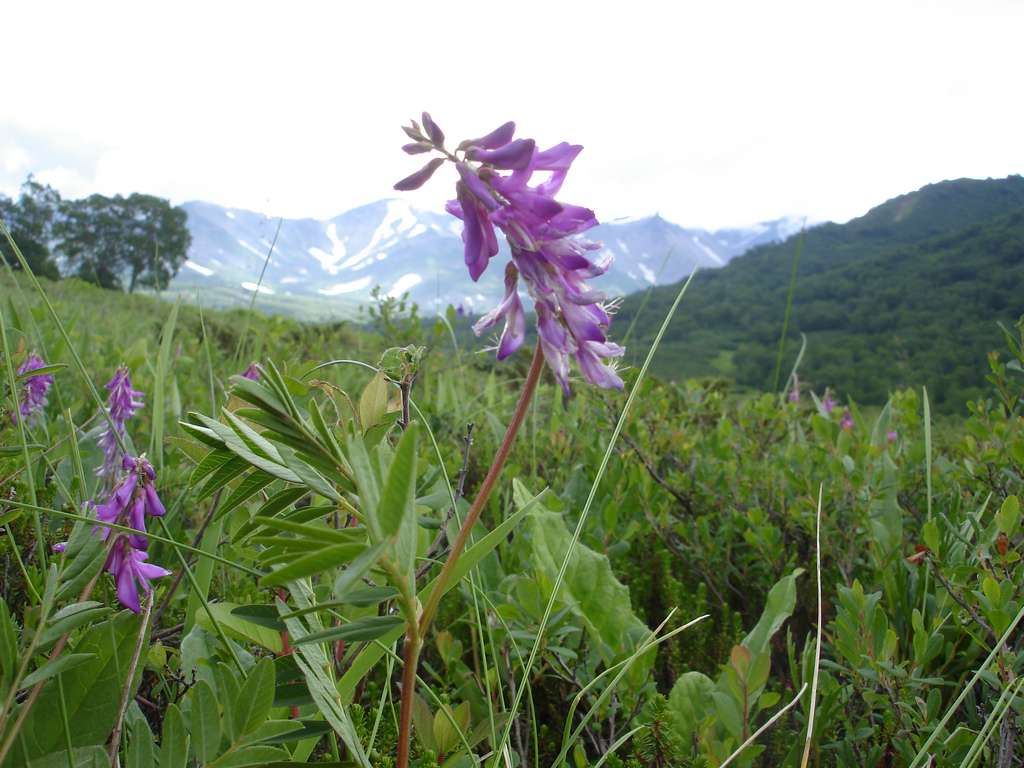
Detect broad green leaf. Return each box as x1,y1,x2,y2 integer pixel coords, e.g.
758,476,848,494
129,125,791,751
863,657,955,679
233,658,276,737
741,568,804,656
126,720,155,768
517,480,653,680
160,704,188,768
191,680,221,763
230,604,286,631
196,602,283,653
668,671,715,741
12,612,149,767
358,372,389,430
20,747,108,768
412,693,437,752
996,494,1020,535
345,433,381,539
40,601,109,646
219,469,277,519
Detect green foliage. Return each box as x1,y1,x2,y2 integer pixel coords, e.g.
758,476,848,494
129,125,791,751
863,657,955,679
619,176,1024,411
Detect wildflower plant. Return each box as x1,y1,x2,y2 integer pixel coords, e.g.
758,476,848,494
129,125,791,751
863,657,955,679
96,366,144,479
396,113,625,392
13,352,53,424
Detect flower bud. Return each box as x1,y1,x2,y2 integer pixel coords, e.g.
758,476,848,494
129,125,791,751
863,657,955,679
402,142,434,155
394,158,445,191
421,112,445,146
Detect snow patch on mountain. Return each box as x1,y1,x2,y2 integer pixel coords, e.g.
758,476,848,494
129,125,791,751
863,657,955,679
319,276,372,295
388,273,422,297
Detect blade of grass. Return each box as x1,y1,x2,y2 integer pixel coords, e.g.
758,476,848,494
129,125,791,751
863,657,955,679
720,684,808,767
908,600,1024,767
149,299,180,469
493,269,698,764
233,216,282,367
771,226,805,393
800,483,825,768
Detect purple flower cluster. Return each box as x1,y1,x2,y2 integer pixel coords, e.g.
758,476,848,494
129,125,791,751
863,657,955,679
97,367,144,480
395,114,623,392
56,455,170,613
840,409,855,431
14,353,53,424
95,456,169,612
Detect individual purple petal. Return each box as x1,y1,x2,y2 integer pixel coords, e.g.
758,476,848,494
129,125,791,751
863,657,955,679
128,497,147,549
241,363,261,381
473,264,526,360
467,139,536,170
144,483,165,518
116,550,141,613
532,142,583,171
421,112,445,145
456,164,499,210
459,121,516,151
52,542,66,553
402,142,433,155
394,158,445,191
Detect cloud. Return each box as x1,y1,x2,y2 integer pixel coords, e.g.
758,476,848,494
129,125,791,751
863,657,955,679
1,0,1022,228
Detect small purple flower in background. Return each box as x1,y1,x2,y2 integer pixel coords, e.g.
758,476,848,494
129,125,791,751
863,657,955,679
97,367,144,479
886,430,898,443
821,391,836,414
51,542,66,553
104,536,171,614
395,114,624,393
788,375,800,403
241,363,261,381
455,304,465,318
13,353,53,425
840,409,855,431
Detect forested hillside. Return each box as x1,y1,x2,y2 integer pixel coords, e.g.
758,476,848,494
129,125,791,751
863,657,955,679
618,175,1024,411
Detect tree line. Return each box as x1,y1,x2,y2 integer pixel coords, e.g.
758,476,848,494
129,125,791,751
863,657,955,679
0,176,191,292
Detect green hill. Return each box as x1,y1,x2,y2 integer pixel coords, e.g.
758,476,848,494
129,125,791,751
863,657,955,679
618,175,1024,411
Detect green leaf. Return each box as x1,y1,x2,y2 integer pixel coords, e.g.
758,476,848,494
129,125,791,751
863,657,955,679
190,448,235,487
412,693,437,752
667,671,715,741
126,721,155,768
20,747,108,768
230,604,286,631
149,298,180,469
12,613,150,767
517,480,653,680
378,422,418,538
219,470,277,519
40,602,110,646
337,486,548,703
346,433,381,539
196,602,284,652
996,495,1020,535
922,518,941,557
292,615,405,645
742,568,804,657
260,543,366,588
19,653,96,689
160,704,188,768
333,541,388,599
358,372,390,430
209,745,290,767
233,658,276,737
191,680,221,763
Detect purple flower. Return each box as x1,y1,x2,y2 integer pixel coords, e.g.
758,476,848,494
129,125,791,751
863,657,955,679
241,363,261,381
886,430,898,443
97,367,144,479
455,304,466,318
95,456,165,550
821,391,836,414
840,409,854,431
14,353,53,425
396,116,624,392
104,536,171,613
788,375,800,403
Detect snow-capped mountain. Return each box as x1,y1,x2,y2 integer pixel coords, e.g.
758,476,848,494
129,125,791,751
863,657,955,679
173,199,810,318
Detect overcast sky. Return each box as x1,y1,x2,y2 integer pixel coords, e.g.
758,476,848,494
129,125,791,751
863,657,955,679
2,0,1021,229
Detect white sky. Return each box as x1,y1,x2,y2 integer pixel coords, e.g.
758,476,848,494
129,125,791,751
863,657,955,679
2,0,1021,230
